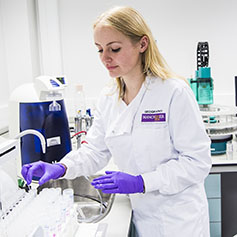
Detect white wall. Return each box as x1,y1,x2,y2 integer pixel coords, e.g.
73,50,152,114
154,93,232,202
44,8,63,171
0,0,9,133
0,0,40,92
58,0,237,106
0,0,40,133
36,0,64,76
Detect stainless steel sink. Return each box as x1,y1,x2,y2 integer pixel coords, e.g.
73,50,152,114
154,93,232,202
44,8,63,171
37,175,115,223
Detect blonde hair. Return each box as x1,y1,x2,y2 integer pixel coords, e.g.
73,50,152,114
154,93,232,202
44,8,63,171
94,6,184,97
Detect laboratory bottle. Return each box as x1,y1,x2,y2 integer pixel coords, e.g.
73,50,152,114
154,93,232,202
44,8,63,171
74,84,86,116
226,140,233,160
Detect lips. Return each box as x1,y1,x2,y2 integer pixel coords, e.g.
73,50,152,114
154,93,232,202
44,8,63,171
106,65,118,70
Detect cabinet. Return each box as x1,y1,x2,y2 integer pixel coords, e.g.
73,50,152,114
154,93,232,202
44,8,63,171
205,171,237,237
205,174,221,237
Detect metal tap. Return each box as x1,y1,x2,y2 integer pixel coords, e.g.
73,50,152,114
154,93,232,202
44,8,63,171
74,111,94,149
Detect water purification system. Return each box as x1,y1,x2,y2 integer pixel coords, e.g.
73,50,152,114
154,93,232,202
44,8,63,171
9,76,72,176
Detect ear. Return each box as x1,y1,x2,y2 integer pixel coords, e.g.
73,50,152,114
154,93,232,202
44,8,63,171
139,35,149,53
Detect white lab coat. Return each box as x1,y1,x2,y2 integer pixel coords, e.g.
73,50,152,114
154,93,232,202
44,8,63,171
61,77,212,237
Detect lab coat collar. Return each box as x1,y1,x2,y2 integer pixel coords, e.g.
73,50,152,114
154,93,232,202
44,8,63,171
106,77,150,137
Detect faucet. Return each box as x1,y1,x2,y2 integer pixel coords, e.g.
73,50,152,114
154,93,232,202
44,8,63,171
14,129,46,153
74,113,94,149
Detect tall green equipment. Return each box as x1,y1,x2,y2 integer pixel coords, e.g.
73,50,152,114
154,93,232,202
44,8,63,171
189,42,213,105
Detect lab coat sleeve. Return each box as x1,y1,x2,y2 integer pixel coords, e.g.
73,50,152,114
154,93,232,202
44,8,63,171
141,85,212,194
60,94,112,179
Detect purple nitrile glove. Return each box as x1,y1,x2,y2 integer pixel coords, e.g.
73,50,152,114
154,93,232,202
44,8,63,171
21,161,66,186
91,171,144,194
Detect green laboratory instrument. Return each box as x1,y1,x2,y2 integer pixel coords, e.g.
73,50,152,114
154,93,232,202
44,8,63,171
189,42,213,105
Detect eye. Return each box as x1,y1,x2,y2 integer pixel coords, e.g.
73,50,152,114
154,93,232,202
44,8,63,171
97,49,103,53
112,48,121,53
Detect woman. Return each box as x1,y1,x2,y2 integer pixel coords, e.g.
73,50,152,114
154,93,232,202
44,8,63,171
22,6,212,236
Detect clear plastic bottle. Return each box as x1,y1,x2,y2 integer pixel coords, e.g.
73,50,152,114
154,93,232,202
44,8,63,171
74,84,86,116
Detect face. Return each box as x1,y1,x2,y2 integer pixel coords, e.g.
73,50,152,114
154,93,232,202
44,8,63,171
94,24,145,79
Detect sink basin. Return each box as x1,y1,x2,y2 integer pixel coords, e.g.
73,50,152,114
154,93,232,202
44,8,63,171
37,175,115,223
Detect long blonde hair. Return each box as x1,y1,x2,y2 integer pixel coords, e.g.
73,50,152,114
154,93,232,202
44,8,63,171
93,6,183,97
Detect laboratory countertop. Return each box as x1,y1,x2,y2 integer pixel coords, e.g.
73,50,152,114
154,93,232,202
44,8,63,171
211,152,237,173
75,194,132,237
100,194,132,236
210,138,237,172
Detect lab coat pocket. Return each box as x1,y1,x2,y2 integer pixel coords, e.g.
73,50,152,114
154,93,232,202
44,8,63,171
132,124,172,173
161,200,203,237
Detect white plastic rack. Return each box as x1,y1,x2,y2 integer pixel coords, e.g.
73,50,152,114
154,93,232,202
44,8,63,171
200,104,237,136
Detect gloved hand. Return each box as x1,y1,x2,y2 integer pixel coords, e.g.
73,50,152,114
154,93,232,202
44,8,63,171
91,171,144,194
21,161,66,186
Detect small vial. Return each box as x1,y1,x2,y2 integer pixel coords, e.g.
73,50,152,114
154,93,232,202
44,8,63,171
63,188,74,208
226,140,233,160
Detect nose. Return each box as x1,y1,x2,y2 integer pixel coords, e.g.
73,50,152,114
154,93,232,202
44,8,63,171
101,51,112,64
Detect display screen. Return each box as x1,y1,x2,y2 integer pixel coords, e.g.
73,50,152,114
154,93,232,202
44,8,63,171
56,77,65,84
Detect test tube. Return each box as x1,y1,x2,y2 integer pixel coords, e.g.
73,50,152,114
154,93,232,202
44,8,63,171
63,188,74,206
